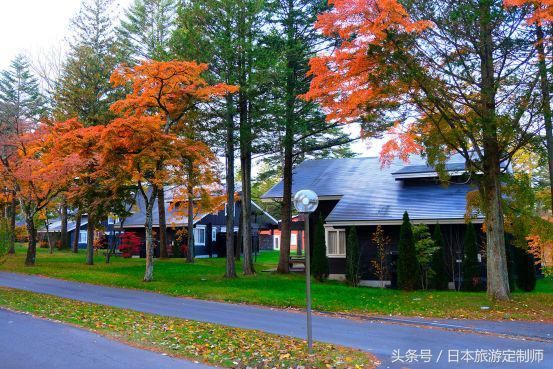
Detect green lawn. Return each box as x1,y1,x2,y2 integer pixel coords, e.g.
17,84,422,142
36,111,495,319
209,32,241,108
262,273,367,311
0,288,377,369
1,245,552,321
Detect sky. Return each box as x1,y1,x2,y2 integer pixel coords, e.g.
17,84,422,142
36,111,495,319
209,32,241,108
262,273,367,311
0,0,132,70
0,0,380,157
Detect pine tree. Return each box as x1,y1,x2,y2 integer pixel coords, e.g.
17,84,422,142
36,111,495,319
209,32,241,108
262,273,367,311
463,222,482,291
311,214,328,282
515,247,536,292
397,211,419,290
346,226,360,287
0,55,46,264
0,55,46,123
431,224,449,290
53,0,121,266
117,0,178,63
54,0,119,125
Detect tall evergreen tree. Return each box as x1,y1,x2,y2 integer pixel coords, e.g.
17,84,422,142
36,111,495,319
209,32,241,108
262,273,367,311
345,226,360,287
172,0,267,276
118,0,178,259
0,55,46,259
117,0,178,63
260,0,355,273
54,0,120,265
397,212,419,290
515,247,536,292
311,214,328,281
463,222,482,291
431,224,449,290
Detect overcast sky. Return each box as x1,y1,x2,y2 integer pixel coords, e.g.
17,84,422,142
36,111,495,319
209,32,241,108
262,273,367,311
0,0,133,70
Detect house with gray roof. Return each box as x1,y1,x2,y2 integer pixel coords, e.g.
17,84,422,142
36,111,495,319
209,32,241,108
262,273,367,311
262,155,485,288
118,187,278,258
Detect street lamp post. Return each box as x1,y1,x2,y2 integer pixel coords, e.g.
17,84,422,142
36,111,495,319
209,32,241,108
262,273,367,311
293,189,319,354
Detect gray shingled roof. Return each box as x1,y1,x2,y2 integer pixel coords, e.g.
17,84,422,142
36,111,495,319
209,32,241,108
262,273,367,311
119,190,198,228
262,156,480,223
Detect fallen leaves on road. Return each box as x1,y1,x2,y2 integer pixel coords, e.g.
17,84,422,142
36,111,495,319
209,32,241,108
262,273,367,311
0,287,378,369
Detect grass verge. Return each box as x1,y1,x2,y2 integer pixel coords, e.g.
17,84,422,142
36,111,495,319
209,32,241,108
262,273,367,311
0,287,378,369
1,245,552,321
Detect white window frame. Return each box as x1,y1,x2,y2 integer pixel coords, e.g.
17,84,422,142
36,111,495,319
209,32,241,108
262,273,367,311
325,227,346,258
212,228,217,241
79,230,87,244
194,226,206,246
291,233,297,246
273,235,280,250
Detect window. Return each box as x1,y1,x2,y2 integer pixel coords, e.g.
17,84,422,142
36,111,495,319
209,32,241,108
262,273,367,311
194,227,206,246
291,233,297,245
326,228,346,257
212,228,217,241
273,235,280,250
79,230,87,244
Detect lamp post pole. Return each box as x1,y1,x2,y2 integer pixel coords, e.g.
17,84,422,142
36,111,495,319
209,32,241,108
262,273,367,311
304,212,313,354
292,189,318,355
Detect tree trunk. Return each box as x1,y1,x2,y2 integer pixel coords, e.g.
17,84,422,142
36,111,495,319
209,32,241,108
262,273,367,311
60,201,68,250
186,191,195,263
536,23,553,213
86,214,95,265
158,188,168,258
241,155,254,275
479,0,509,300
72,213,81,253
143,188,157,282
481,168,510,300
8,197,16,254
277,0,297,273
225,95,236,278
236,210,242,260
24,213,37,266
45,214,53,254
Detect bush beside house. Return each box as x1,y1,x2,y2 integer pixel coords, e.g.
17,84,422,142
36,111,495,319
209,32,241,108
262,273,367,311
463,222,483,291
397,212,419,290
346,226,360,287
515,247,536,292
431,224,449,290
311,214,329,281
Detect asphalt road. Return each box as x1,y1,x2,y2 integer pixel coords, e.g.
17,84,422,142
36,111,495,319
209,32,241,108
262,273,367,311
0,308,213,369
0,271,551,369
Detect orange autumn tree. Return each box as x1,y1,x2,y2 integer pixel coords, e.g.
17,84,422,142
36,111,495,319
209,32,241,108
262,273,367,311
0,119,85,265
110,60,237,259
305,0,541,300
106,60,235,281
47,120,134,265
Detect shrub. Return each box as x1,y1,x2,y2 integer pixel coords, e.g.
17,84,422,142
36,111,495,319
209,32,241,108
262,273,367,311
397,212,419,290
515,247,536,292
463,222,483,291
14,225,28,243
172,240,182,258
430,224,449,290
371,225,391,287
345,226,360,286
413,224,438,290
119,232,141,258
311,214,329,282
0,219,9,264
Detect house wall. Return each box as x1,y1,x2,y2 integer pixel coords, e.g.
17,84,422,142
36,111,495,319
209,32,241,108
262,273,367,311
327,223,483,288
121,200,275,259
